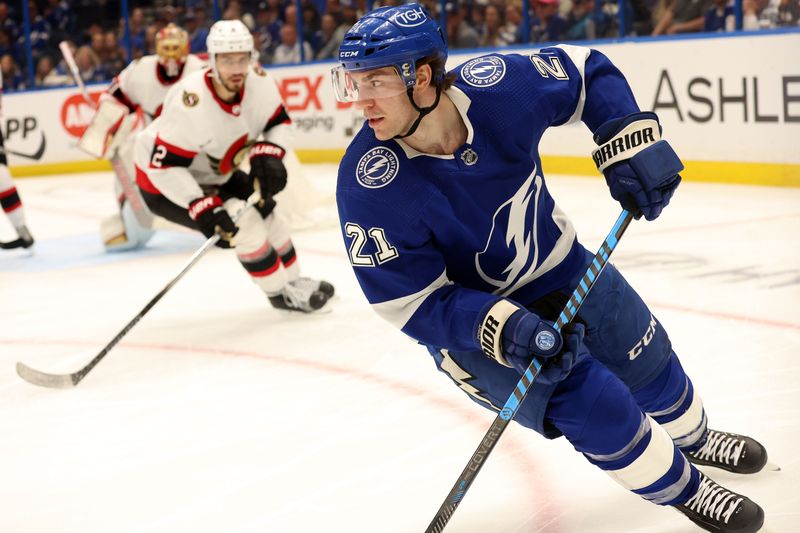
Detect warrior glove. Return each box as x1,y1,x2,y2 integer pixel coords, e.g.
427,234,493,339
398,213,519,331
188,196,238,248
477,300,587,386
593,111,684,221
249,141,288,198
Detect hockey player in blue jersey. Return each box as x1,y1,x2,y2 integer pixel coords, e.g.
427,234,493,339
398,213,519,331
333,4,769,532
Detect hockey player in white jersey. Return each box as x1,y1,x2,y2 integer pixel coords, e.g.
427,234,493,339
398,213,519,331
79,23,206,252
334,5,769,532
0,71,34,250
133,20,333,313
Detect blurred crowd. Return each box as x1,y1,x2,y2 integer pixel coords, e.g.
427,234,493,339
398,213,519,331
1,0,798,92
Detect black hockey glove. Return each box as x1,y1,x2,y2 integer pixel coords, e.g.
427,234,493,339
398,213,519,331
478,300,587,386
249,141,288,198
593,112,684,221
188,196,238,249
222,170,277,218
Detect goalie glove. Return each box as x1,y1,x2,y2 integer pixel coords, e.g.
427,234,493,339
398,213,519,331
592,111,684,221
78,97,138,159
249,141,288,198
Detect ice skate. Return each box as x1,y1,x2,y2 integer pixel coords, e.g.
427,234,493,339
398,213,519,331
687,430,768,475
268,278,333,313
675,472,764,532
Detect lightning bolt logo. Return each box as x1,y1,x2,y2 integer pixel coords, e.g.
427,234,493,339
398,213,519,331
476,172,541,293
355,147,399,189
461,56,506,88
440,350,498,410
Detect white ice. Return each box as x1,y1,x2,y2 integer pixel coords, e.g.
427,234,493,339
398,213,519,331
1,166,798,533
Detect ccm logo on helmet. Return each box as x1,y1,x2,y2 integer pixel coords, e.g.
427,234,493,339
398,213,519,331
340,51,358,58
393,7,427,27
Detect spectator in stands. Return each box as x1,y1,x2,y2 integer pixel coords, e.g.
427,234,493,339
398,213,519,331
0,2,18,42
704,0,735,30
44,0,76,44
128,7,147,56
480,4,514,47
777,0,800,25
529,0,567,42
444,2,480,49
185,7,210,53
315,12,347,59
34,54,62,86
0,28,21,66
502,3,522,44
565,0,603,39
102,30,126,76
652,0,710,34
273,22,313,64
89,31,106,62
23,0,53,62
73,45,106,83
253,2,282,61
743,0,782,27
0,53,24,91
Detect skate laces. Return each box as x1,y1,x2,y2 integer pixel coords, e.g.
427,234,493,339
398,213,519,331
691,430,746,467
290,277,320,293
684,475,743,524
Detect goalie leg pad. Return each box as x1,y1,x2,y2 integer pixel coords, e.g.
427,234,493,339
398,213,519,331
100,201,155,252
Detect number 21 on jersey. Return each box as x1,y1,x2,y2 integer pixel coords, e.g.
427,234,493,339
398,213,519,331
344,222,398,267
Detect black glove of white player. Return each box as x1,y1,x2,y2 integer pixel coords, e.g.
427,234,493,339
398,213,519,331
188,196,238,248
223,170,277,218
249,141,288,198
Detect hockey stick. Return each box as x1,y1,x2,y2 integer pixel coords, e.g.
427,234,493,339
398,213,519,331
58,41,152,228
16,196,260,389
425,209,634,533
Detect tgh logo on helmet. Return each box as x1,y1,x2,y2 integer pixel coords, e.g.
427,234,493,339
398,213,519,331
393,7,428,27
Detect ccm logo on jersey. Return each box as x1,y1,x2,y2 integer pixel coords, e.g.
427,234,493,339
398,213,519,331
592,119,660,172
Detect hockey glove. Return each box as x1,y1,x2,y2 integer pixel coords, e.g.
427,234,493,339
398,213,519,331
188,196,238,248
593,111,684,221
478,300,585,385
223,170,276,218
249,141,288,198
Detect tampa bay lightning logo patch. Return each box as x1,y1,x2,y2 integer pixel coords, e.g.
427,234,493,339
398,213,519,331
461,56,506,88
355,147,399,188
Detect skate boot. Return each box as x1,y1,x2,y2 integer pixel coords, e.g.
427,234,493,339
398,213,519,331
675,472,764,533
268,278,332,313
687,430,768,474
298,277,335,298
1,225,34,250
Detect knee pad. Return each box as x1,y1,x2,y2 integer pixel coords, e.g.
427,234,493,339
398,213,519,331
101,202,155,252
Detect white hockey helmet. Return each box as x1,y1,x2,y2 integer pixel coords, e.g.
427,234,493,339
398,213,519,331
206,20,257,80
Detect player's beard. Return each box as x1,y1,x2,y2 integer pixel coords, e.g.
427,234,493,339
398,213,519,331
222,74,246,94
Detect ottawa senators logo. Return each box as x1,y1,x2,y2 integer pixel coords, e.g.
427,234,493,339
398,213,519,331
182,91,199,107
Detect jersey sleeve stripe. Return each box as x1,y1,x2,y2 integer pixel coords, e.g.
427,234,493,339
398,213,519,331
555,44,591,126
155,135,198,159
263,104,292,133
371,269,452,329
135,164,160,194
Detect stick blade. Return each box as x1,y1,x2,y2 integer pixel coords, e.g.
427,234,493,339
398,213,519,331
16,362,79,389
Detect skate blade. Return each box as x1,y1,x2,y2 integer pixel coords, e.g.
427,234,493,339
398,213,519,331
765,460,781,472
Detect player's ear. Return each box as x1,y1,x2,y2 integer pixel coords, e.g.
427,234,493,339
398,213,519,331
415,64,432,92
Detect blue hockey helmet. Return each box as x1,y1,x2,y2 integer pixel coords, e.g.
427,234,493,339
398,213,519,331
332,3,448,102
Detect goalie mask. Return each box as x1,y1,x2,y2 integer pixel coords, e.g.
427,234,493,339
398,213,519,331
206,20,258,84
156,23,190,77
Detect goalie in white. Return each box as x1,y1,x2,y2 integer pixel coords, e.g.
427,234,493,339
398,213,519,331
79,23,206,252
132,20,334,313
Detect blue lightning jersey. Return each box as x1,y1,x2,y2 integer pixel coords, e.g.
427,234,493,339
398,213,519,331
336,45,640,353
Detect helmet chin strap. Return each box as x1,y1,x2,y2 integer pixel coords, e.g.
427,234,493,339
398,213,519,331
394,86,442,139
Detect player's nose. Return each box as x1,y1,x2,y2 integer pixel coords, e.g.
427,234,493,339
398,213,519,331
354,98,374,111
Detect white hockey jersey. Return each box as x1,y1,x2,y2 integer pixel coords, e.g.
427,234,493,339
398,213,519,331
108,54,207,120
134,65,292,208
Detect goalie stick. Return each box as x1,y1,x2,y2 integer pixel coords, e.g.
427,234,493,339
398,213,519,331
425,209,634,533
16,196,260,389
58,41,152,228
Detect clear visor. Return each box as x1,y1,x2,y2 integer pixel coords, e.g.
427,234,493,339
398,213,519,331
331,65,409,103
